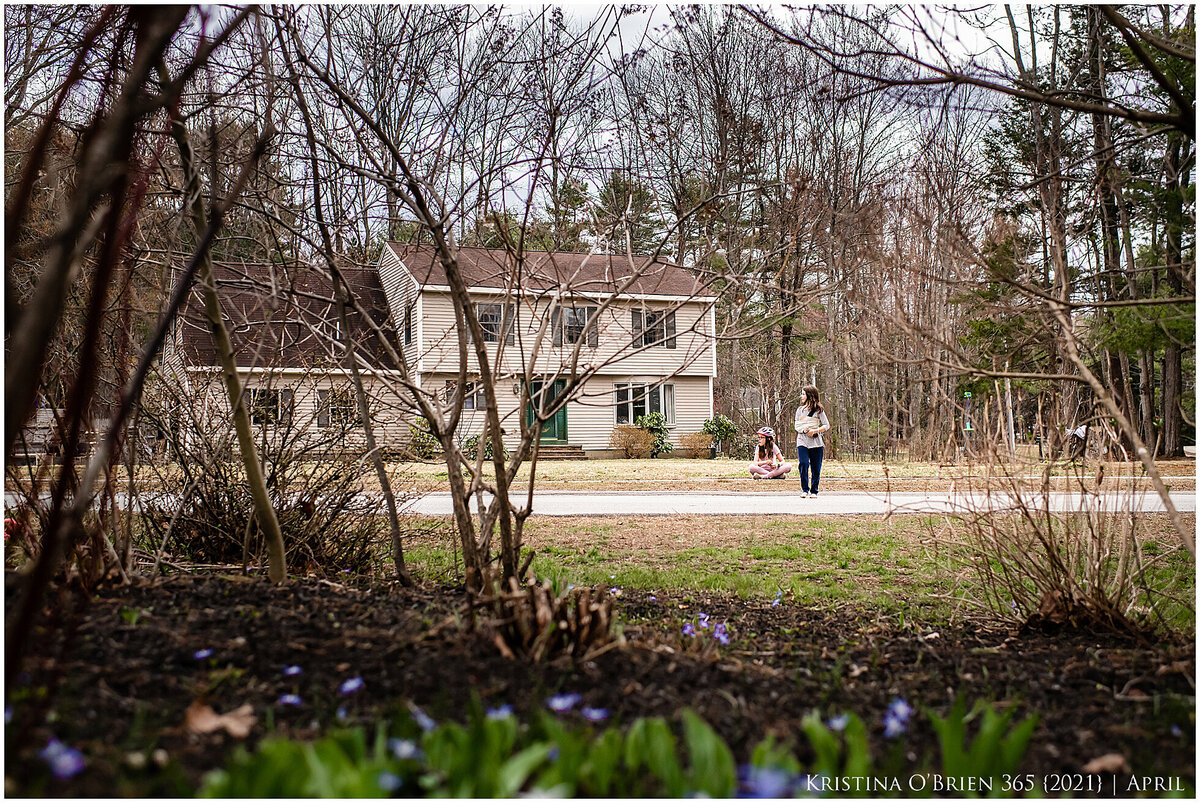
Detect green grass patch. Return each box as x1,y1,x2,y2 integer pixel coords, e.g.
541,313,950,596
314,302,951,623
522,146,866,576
397,511,1192,634
403,515,962,621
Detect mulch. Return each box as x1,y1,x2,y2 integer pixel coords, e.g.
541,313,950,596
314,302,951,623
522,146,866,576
5,574,1194,797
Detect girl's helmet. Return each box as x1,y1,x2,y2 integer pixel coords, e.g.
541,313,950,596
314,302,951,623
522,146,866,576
757,426,775,438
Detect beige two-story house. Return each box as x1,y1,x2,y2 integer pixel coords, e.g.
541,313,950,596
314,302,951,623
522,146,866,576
380,243,718,456
164,244,716,458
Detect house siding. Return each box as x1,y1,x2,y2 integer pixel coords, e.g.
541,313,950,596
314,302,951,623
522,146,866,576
415,290,714,380
184,369,415,455
378,246,420,371
423,371,712,452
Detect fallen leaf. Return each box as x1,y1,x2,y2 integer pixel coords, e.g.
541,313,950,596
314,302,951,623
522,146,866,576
848,664,868,678
1082,753,1129,774
1156,660,1192,676
1037,589,1068,623
185,701,256,738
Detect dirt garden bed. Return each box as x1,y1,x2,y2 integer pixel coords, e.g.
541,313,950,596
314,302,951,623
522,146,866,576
5,574,1194,797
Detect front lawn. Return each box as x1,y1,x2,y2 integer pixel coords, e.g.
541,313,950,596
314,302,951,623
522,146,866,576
389,456,1196,494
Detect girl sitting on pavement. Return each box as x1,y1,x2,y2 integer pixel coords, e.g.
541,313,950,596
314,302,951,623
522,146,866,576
748,427,792,479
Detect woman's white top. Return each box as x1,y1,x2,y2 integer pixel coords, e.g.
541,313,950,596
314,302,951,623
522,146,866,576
794,407,830,449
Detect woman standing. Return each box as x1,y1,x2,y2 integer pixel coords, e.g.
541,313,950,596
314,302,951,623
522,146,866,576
748,427,792,479
793,386,830,497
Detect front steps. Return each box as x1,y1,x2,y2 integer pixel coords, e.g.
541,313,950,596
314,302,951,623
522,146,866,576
534,444,588,461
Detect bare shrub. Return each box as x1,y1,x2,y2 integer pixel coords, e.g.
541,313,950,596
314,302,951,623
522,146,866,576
465,568,620,661
931,446,1194,639
405,419,443,461
135,371,422,577
678,432,714,459
610,425,655,459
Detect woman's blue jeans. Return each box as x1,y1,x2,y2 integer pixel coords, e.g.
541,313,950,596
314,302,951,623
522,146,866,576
796,445,824,494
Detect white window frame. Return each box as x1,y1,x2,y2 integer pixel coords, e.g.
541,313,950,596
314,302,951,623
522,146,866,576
247,388,294,427
443,379,487,411
474,302,515,345
614,382,675,426
561,305,598,346
318,388,359,428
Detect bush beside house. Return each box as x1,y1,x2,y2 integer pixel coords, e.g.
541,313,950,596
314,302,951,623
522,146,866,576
609,425,656,458
678,432,714,458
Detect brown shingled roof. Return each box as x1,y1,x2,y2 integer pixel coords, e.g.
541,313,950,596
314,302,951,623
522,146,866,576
177,262,395,369
387,243,714,299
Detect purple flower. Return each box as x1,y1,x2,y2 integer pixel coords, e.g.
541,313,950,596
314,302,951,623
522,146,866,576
771,593,783,608
389,738,422,760
883,713,907,738
277,694,302,706
40,739,85,780
581,707,609,722
193,648,214,660
826,714,850,731
546,693,582,713
486,704,513,720
682,623,696,637
336,706,348,722
737,765,795,798
1171,725,1183,738
410,705,436,732
648,594,657,601
378,771,403,792
283,665,302,676
548,746,560,762
698,613,710,630
713,623,730,645
886,697,913,722
338,676,365,696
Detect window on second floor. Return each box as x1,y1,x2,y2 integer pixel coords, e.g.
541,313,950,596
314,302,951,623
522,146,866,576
475,302,515,345
554,305,598,347
632,309,676,349
404,300,415,346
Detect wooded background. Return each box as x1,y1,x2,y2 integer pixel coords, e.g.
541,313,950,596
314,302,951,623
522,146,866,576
6,4,1194,464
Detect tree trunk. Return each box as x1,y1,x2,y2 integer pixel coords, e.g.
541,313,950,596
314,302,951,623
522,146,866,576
162,63,287,584
1160,135,1186,457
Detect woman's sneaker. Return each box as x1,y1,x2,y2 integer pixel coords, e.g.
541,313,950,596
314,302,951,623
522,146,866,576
800,491,809,498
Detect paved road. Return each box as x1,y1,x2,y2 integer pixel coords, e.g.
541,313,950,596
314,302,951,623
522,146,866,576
9,489,1194,518
405,490,1198,517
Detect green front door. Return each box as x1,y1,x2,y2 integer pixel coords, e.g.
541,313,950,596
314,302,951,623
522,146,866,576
526,379,568,443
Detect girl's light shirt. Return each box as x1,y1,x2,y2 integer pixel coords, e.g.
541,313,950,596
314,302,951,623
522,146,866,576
755,443,784,466
794,408,830,449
